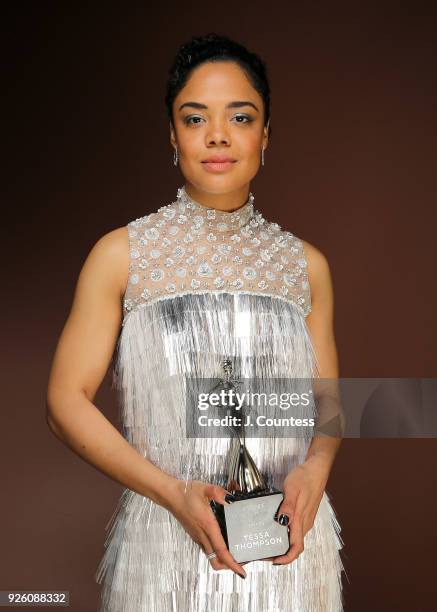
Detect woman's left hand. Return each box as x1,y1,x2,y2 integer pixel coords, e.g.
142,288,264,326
270,455,330,565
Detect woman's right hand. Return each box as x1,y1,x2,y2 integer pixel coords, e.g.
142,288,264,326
165,479,247,579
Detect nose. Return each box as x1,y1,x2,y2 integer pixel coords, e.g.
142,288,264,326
205,119,231,146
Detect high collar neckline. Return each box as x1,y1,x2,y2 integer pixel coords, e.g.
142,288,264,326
176,185,255,230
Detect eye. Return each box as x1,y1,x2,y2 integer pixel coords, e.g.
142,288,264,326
233,114,253,124
184,114,254,126
184,115,204,126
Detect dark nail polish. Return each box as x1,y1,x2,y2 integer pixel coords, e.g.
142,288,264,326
278,514,289,526
225,494,236,504
238,572,246,579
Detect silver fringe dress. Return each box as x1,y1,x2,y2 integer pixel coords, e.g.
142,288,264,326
95,186,345,611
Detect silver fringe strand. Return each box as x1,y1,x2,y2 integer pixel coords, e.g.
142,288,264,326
95,292,345,611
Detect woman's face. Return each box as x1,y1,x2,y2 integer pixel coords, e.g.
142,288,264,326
170,61,269,197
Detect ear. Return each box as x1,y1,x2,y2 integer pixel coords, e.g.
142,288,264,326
169,122,177,148
263,121,270,150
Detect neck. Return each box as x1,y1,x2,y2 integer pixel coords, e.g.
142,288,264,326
184,182,251,213
176,184,255,231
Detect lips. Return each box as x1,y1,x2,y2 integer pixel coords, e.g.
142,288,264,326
202,156,236,163
201,155,238,173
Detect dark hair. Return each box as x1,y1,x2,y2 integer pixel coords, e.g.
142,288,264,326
165,33,272,139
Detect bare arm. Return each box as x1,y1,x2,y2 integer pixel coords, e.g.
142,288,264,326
272,242,343,566
46,227,246,576
46,227,178,508
302,241,342,478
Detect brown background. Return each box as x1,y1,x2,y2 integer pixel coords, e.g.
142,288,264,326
3,3,437,611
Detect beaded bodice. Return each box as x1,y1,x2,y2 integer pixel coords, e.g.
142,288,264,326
123,185,312,325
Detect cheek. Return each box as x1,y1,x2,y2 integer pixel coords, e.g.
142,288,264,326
181,134,205,162
238,132,263,157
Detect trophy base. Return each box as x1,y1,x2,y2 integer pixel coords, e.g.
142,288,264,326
210,490,290,563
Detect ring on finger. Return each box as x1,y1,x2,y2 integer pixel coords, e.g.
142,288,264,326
206,551,217,561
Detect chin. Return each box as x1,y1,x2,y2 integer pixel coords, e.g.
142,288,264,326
186,176,231,194
191,173,251,195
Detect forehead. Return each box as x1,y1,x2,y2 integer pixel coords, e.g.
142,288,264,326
175,61,262,106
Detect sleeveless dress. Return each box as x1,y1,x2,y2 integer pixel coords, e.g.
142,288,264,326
95,185,345,611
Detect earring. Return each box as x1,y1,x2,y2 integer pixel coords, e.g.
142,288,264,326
261,147,265,166
173,146,178,166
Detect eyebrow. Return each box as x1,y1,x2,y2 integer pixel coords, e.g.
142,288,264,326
178,100,259,112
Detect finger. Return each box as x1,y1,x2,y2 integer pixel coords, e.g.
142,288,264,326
202,484,246,576
198,531,227,571
274,488,301,524
204,513,247,578
302,512,314,537
204,483,235,506
205,485,235,570
209,556,228,571
273,510,304,565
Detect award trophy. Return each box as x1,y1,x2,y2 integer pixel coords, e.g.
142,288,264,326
209,358,290,563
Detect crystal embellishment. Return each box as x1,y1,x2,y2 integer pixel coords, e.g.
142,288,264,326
123,185,312,321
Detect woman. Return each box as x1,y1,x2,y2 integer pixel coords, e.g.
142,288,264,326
47,33,345,611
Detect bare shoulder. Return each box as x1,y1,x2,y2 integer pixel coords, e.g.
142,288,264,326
48,226,130,406
82,226,129,300
300,239,333,297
